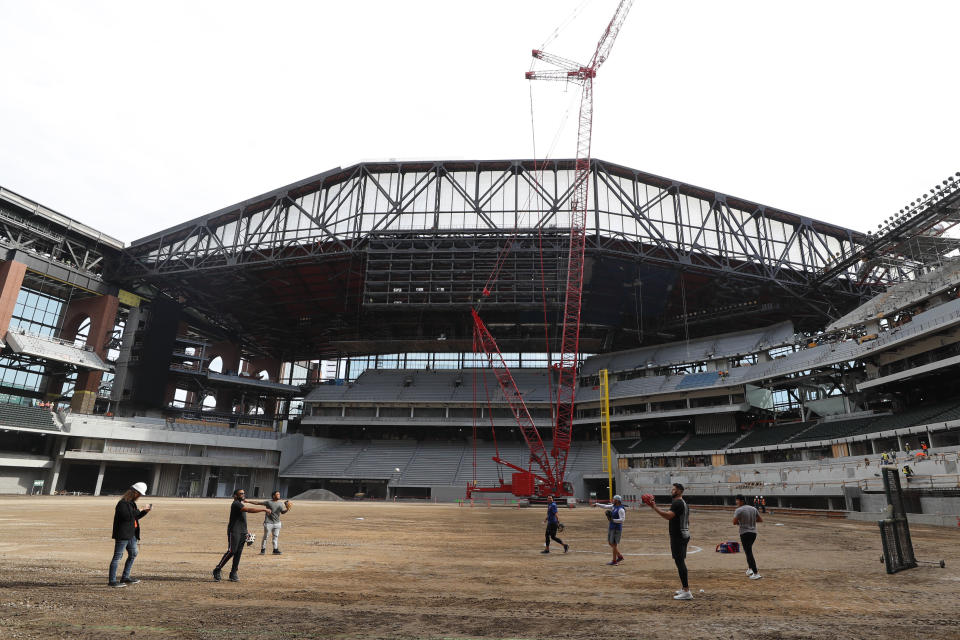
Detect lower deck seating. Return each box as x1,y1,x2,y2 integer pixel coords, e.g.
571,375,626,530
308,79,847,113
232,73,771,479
283,438,604,485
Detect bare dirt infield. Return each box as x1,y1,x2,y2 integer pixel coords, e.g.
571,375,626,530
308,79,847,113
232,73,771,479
0,496,957,639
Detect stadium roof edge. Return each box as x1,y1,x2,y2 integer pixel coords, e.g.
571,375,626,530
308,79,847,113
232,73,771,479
0,185,125,250
126,159,866,249
128,166,345,248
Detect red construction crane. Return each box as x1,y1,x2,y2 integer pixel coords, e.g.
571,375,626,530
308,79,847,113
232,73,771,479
468,1,633,501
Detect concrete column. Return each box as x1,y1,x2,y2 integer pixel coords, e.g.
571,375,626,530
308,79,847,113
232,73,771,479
0,258,26,336
93,461,107,496
870,439,878,454
47,458,63,495
46,436,68,495
200,466,211,497
151,464,162,496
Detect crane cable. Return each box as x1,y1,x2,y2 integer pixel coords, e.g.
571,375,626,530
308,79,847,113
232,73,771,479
480,9,585,306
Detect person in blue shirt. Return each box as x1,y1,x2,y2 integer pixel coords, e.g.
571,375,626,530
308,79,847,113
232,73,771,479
595,495,626,565
541,495,569,554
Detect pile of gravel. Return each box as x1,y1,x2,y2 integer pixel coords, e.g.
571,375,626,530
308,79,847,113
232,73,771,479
290,488,344,501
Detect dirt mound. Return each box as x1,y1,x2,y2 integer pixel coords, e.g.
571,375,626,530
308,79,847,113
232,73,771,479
291,488,344,501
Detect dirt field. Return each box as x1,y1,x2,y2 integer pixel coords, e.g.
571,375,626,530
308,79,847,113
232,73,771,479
0,496,957,639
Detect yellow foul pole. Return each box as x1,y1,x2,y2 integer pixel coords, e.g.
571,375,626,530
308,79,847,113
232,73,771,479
599,369,613,502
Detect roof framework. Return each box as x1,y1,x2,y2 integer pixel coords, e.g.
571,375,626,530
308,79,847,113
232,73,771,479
0,185,123,297
118,159,879,359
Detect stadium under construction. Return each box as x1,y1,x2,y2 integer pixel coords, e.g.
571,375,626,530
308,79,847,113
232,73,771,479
0,159,959,524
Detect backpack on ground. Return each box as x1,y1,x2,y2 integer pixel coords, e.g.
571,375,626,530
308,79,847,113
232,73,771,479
716,540,740,553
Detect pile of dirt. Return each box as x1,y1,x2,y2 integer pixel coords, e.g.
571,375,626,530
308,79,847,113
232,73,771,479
291,488,344,501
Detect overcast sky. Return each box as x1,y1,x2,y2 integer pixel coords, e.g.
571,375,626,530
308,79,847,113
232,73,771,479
1,1,958,244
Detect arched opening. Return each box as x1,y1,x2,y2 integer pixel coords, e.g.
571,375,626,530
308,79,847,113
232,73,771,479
256,369,270,382
202,394,216,411
208,356,223,373
72,317,91,348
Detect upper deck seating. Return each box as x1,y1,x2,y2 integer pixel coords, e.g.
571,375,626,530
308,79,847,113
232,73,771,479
0,402,59,431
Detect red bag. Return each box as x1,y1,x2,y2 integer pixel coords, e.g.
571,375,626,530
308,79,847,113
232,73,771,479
716,540,740,553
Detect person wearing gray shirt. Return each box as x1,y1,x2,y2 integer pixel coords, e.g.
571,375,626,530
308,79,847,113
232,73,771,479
733,494,763,579
245,491,289,555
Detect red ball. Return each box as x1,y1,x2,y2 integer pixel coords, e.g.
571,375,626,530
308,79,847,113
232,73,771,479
641,493,654,505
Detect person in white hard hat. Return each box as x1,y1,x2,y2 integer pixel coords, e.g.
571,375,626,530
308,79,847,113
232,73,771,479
108,482,152,588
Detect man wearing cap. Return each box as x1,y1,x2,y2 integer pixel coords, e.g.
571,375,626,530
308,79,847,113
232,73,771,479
541,494,568,554
594,495,626,565
108,482,152,588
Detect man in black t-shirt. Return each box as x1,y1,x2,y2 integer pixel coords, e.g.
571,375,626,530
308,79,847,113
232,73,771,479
646,482,692,600
212,489,269,582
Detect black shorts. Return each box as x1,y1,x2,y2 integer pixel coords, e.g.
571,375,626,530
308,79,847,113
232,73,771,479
670,534,689,560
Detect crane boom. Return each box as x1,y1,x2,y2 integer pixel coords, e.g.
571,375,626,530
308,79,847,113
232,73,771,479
536,0,633,486
468,0,632,499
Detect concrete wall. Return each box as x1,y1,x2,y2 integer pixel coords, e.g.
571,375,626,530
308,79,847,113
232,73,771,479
65,415,281,452
617,446,960,502
847,511,960,528
0,467,46,494
431,485,467,502
157,464,180,496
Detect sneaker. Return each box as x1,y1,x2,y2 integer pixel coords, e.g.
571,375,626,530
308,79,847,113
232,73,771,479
120,577,140,585
260,548,266,555
541,549,550,554
617,555,624,562
606,560,620,565
749,573,763,580
273,549,282,555
108,581,127,588
228,573,239,582
673,590,693,600
563,544,569,554
746,569,754,576
212,568,222,582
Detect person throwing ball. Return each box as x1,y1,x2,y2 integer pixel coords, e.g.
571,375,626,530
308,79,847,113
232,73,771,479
245,491,290,555
594,495,626,565
541,494,569,554
645,484,693,600
213,488,269,582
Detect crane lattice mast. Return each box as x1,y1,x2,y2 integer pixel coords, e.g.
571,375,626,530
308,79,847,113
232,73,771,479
527,0,634,488
469,0,633,498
